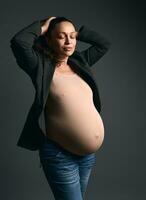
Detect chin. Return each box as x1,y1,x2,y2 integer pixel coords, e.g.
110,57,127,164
66,51,75,56
63,48,75,54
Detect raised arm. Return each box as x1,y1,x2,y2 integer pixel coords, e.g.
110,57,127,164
10,17,56,77
10,20,42,77
77,25,111,67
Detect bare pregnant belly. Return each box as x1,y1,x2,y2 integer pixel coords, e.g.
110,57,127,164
44,99,104,156
44,71,105,156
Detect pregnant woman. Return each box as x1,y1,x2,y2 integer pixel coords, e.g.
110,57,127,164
10,16,111,200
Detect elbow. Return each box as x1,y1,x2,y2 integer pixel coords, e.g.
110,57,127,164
10,37,14,46
10,36,19,46
10,37,17,53
10,38,15,52
10,37,21,57
10,36,18,50
10,36,25,52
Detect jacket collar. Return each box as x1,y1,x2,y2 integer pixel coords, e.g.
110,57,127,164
68,51,94,76
42,51,96,109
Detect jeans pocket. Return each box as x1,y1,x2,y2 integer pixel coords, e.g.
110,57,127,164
39,139,63,160
40,149,62,161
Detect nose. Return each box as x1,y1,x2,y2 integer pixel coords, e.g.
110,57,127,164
65,36,71,44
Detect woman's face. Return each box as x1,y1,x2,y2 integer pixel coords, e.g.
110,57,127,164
46,21,78,58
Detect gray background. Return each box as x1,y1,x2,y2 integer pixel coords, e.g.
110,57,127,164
1,0,145,199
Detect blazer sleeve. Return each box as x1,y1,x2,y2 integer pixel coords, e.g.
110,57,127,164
77,25,111,67
10,19,45,77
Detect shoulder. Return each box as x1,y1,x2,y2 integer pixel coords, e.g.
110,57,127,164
71,50,87,63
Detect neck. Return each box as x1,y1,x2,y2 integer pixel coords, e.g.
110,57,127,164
53,55,69,68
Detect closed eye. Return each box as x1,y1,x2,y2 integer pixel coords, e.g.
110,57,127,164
58,31,78,39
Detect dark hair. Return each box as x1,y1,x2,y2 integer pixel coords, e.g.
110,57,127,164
33,16,76,60
46,16,75,38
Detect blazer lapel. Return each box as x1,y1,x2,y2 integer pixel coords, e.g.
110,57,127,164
68,54,98,86
38,52,101,135
42,52,98,110
42,58,55,109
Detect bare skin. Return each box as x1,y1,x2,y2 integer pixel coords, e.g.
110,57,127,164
41,16,78,72
42,17,105,155
41,16,57,35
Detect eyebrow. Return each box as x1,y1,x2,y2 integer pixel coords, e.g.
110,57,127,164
58,31,77,34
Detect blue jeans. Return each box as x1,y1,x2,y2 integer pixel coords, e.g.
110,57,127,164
39,135,96,200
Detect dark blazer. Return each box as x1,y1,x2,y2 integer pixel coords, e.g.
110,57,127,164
10,18,111,151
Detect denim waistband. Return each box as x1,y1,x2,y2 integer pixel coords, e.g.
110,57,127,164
39,135,96,159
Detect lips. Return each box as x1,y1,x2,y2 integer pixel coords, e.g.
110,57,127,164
63,47,73,51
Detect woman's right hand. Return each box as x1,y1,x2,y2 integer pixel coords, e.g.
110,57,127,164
41,16,56,35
